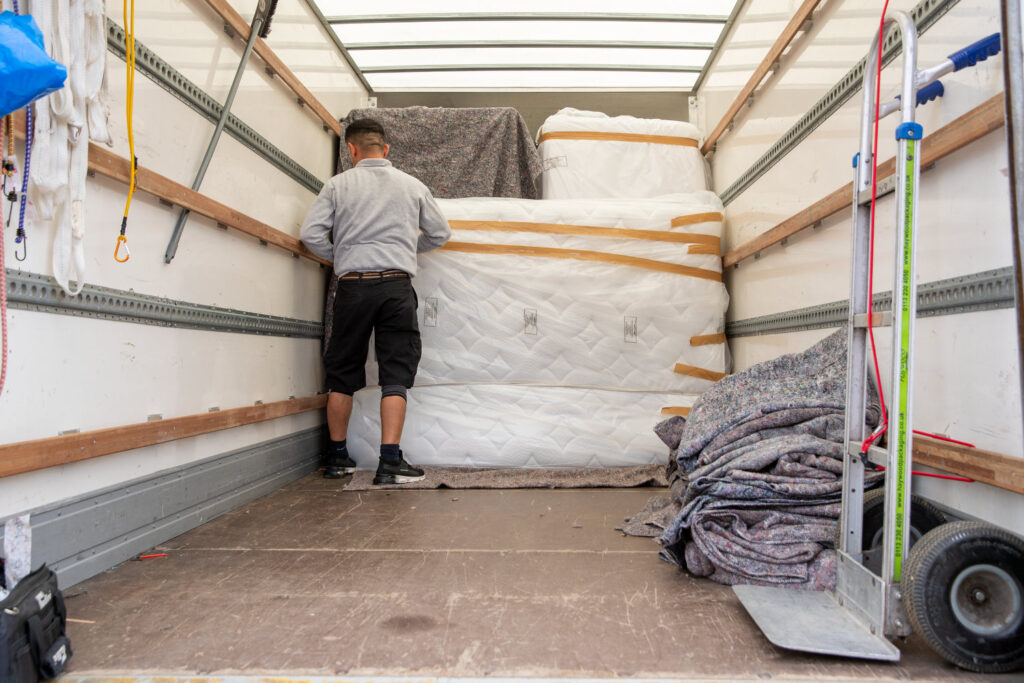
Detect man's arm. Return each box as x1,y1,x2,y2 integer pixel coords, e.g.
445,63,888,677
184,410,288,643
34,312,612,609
417,192,451,253
300,183,336,262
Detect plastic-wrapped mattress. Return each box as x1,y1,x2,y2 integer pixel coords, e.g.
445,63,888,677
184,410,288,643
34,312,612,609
346,193,729,468
538,108,707,199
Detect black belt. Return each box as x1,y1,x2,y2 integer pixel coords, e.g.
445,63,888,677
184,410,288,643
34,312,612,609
339,269,410,281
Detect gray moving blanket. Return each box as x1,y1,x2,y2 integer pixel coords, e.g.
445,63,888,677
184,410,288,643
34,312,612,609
337,107,542,199
622,330,881,591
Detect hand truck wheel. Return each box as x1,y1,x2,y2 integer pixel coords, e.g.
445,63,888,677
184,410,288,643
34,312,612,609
858,487,947,573
904,520,1024,673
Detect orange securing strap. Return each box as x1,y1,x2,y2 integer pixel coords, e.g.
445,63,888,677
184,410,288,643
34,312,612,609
690,333,727,346
538,131,699,148
673,363,726,382
447,220,720,247
660,406,691,417
688,243,720,256
671,213,724,227
440,242,722,282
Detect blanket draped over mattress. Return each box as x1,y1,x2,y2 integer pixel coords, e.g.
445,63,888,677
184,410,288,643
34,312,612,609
338,107,543,199
621,330,882,591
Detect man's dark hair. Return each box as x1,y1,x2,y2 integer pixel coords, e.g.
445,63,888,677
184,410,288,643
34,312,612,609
345,118,388,153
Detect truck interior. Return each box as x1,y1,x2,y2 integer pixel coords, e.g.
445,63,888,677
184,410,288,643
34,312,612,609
1,1,1022,682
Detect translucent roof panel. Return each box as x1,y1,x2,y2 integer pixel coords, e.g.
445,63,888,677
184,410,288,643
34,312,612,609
310,1,744,92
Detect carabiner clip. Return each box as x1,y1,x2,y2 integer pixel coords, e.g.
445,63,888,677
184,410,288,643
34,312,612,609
14,232,26,261
114,234,131,262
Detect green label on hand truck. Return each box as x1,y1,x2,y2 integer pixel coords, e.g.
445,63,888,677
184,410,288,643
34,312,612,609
894,139,917,582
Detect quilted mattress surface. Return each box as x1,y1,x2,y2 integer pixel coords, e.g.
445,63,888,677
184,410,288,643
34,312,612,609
347,194,729,468
346,385,702,469
538,108,708,199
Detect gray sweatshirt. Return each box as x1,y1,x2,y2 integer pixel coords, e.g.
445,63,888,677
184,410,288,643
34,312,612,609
300,158,451,276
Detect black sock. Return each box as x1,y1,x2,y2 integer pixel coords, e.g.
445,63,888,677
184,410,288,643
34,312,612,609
328,439,348,456
380,443,400,465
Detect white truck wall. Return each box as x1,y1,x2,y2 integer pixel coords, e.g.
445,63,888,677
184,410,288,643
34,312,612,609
0,0,367,517
694,0,1023,530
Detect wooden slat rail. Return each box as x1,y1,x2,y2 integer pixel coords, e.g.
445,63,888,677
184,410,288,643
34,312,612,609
723,94,1007,267
701,0,822,155
201,0,343,136
0,395,327,479
913,435,1024,495
11,110,328,265
88,145,328,265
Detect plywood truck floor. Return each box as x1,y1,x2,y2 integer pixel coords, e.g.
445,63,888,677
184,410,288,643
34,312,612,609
61,474,1015,682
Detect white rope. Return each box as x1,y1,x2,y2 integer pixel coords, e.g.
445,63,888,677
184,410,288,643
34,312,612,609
29,0,109,296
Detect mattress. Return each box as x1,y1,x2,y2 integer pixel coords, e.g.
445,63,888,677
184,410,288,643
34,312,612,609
346,194,730,468
344,385,702,469
360,193,730,393
538,108,708,199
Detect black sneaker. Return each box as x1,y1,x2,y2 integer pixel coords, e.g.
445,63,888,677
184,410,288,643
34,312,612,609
322,452,357,479
373,451,426,485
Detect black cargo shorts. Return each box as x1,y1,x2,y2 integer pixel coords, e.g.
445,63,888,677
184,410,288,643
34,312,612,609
324,277,421,395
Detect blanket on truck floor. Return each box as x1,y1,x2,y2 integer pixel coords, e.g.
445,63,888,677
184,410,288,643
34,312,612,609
620,330,882,591
342,464,669,491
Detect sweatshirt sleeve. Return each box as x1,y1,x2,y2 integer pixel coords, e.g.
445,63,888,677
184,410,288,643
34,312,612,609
299,183,336,263
416,190,451,253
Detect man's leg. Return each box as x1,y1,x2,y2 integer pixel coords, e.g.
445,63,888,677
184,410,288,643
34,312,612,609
380,395,406,444
322,281,374,479
328,391,354,441
323,392,357,479
373,279,424,484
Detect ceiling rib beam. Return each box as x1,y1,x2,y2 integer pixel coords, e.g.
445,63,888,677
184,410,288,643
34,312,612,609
690,0,750,95
326,13,729,24
345,40,717,50
360,63,704,73
300,0,374,94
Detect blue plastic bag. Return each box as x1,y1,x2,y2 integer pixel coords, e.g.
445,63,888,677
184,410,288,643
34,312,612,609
0,11,68,117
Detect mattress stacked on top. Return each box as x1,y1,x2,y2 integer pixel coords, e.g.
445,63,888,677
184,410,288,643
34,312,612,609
345,192,729,468
538,108,708,200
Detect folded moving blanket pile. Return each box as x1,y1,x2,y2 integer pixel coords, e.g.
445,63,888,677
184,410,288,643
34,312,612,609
621,330,882,591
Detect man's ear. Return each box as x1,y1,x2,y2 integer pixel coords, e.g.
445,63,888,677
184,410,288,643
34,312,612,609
383,144,390,158
347,141,359,162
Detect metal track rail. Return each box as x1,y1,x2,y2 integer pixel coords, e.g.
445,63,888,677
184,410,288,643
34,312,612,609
5,270,322,339
719,0,961,205
106,19,324,195
726,266,1014,337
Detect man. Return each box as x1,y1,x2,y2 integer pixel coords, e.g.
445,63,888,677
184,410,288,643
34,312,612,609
300,118,450,484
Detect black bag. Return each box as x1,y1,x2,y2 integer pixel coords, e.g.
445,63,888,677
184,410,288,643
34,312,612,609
0,565,72,683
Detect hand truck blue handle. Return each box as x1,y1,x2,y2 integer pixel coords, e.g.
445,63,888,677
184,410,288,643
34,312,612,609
949,33,1001,71
915,80,944,106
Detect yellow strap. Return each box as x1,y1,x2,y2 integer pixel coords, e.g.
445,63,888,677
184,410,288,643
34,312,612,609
448,220,720,247
687,244,720,256
673,363,727,382
660,406,691,416
538,131,699,148
440,242,722,281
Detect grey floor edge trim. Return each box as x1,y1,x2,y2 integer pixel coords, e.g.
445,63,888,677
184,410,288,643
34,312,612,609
719,0,960,205
54,456,318,588
1,426,325,588
58,677,803,683
106,18,324,195
6,269,323,338
726,266,1014,337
